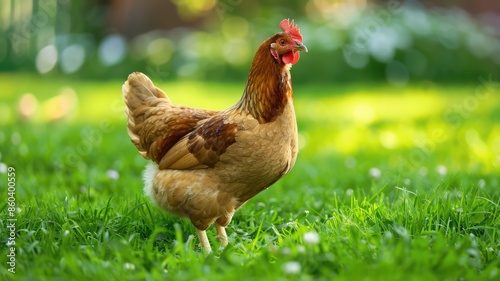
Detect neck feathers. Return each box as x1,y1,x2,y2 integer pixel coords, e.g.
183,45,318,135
237,41,293,123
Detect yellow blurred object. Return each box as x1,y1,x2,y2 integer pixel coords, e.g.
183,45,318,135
172,0,216,19
18,93,38,120
306,0,367,25
41,87,78,122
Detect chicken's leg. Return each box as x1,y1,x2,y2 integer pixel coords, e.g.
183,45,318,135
216,224,228,247
195,228,212,252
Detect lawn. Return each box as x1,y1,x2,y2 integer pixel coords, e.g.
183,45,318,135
0,73,499,281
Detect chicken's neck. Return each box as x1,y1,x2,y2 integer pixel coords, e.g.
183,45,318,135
235,50,293,124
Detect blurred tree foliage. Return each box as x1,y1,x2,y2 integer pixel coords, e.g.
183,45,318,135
0,0,498,84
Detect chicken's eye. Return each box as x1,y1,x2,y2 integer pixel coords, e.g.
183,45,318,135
279,39,286,46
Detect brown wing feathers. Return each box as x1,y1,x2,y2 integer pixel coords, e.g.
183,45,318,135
123,72,238,170
187,115,238,167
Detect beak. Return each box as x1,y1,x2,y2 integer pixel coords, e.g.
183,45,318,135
294,41,308,52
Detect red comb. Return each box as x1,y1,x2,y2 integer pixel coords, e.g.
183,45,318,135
279,19,303,42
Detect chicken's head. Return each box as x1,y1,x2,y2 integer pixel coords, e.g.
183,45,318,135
270,19,308,65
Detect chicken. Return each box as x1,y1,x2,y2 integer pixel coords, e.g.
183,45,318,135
122,19,307,252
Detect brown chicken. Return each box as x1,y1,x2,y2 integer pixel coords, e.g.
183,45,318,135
122,19,307,252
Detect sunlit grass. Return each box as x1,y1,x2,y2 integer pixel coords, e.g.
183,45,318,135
0,74,499,280
1,73,499,175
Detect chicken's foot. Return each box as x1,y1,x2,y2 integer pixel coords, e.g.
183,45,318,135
216,224,228,247
196,228,212,252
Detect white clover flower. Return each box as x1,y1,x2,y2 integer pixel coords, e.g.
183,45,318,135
280,247,291,256
369,167,381,178
383,231,393,241
303,231,320,245
478,179,486,189
123,263,136,270
106,169,119,180
282,261,301,274
436,165,447,176
0,163,7,174
296,245,305,253
403,178,411,186
346,188,354,196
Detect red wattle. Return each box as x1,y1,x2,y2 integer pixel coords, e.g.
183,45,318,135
282,51,300,65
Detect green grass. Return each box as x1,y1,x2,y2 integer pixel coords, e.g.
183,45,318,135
0,74,499,280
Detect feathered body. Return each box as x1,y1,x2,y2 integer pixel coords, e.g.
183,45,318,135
122,19,307,251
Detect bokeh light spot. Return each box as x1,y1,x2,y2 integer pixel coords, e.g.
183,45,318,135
147,38,175,65
99,34,127,66
222,16,249,39
379,130,398,149
36,45,58,73
18,93,38,120
41,87,78,122
61,44,86,73
353,103,375,124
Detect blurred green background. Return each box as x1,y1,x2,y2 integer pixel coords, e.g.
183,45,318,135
1,0,499,83
1,2,500,279
1,0,499,176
